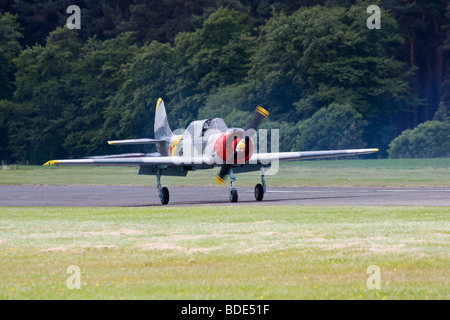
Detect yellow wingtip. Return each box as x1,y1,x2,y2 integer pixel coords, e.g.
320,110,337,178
108,141,115,145
374,148,379,152
256,106,270,118
214,175,225,185
43,160,60,166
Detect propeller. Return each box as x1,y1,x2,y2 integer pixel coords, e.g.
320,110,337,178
214,106,269,185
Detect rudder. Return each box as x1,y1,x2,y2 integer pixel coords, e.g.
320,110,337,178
154,98,173,140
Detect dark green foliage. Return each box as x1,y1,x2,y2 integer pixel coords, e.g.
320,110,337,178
388,121,450,158
198,84,255,129
439,3,450,123
259,119,301,152
434,102,449,123
7,28,139,162
9,0,68,46
63,32,139,156
170,7,254,122
103,40,176,141
197,84,300,152
0,1,449,162
0,12,22,100
382,0,449,125
8,28,81,163
0,100,14,160
295,104,367,151
247,4,414,139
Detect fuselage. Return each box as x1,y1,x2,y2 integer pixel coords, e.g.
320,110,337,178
166,118,254,164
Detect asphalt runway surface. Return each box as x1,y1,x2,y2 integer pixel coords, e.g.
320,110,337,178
0,185,449,207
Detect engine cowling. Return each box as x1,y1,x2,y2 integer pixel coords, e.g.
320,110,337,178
213,131,254,164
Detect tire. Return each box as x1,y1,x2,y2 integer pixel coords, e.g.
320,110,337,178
230,189,238,203
160,186,170,205
254,183,264,201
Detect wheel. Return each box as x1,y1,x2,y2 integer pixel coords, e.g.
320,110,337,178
160,186,170,205
254,183,264,201
230,189,238,203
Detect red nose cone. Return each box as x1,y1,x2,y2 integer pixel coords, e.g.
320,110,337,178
214,131,254,164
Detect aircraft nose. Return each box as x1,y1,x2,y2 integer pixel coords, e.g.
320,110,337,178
235,139,246,152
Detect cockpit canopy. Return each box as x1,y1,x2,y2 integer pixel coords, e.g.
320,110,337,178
182,118,228,139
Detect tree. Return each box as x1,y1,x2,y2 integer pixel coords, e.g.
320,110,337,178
10,0,68,46
121,0,219,44
433,102,449,123
0,100,15,160
388,121,450,158
198,84,254,129
8,27,81,163
197,84,300,152
8,28,141,163
246,4,416,151
0,12,22,100
3,1,448,162
383,0,449,128
439,3,450,123
102,40,176,143
63,32,139,157
295,104,367,151
170,7,254,122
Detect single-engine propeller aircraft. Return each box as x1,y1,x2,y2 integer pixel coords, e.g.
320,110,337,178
44,98,379,204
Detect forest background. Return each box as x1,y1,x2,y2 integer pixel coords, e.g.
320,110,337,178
0,0,449,164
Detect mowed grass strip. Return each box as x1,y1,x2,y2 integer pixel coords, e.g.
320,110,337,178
0,206,448,299
1,158,449,187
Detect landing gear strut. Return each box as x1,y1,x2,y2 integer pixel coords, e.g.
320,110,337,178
254,167,267,201
229,168,238,203
156,169,169,205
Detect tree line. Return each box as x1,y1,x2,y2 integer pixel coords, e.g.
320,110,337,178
0,0,449,164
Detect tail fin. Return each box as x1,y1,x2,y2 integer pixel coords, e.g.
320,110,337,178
154,98,172,139
154,98,172,156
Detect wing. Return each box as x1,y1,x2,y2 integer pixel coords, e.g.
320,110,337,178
44,148,378,167
107,138,165,145
43,155,209,167
250,148,379,163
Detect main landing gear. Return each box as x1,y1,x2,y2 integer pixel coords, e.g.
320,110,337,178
228,167,267,203
155,166,268,205
156,169,169,205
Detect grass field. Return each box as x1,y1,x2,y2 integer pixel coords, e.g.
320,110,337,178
1,159,448,300
0,206,448,300
1,158,450,187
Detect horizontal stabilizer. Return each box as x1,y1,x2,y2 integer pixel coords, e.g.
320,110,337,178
107,138,166,146
87,153,146,159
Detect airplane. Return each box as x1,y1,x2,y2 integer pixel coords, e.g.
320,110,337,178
44,98,379,205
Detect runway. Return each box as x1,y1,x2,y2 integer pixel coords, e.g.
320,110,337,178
1,185,449,207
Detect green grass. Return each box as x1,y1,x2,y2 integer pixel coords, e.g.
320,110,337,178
1,158,449,187
1,158,448,300
0,206,448,300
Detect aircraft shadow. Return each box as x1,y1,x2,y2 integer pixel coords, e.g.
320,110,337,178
122,193,382,207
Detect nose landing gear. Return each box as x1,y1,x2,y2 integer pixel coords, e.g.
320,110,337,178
254,167,266,201
228,166,267,203
229,168,238,203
